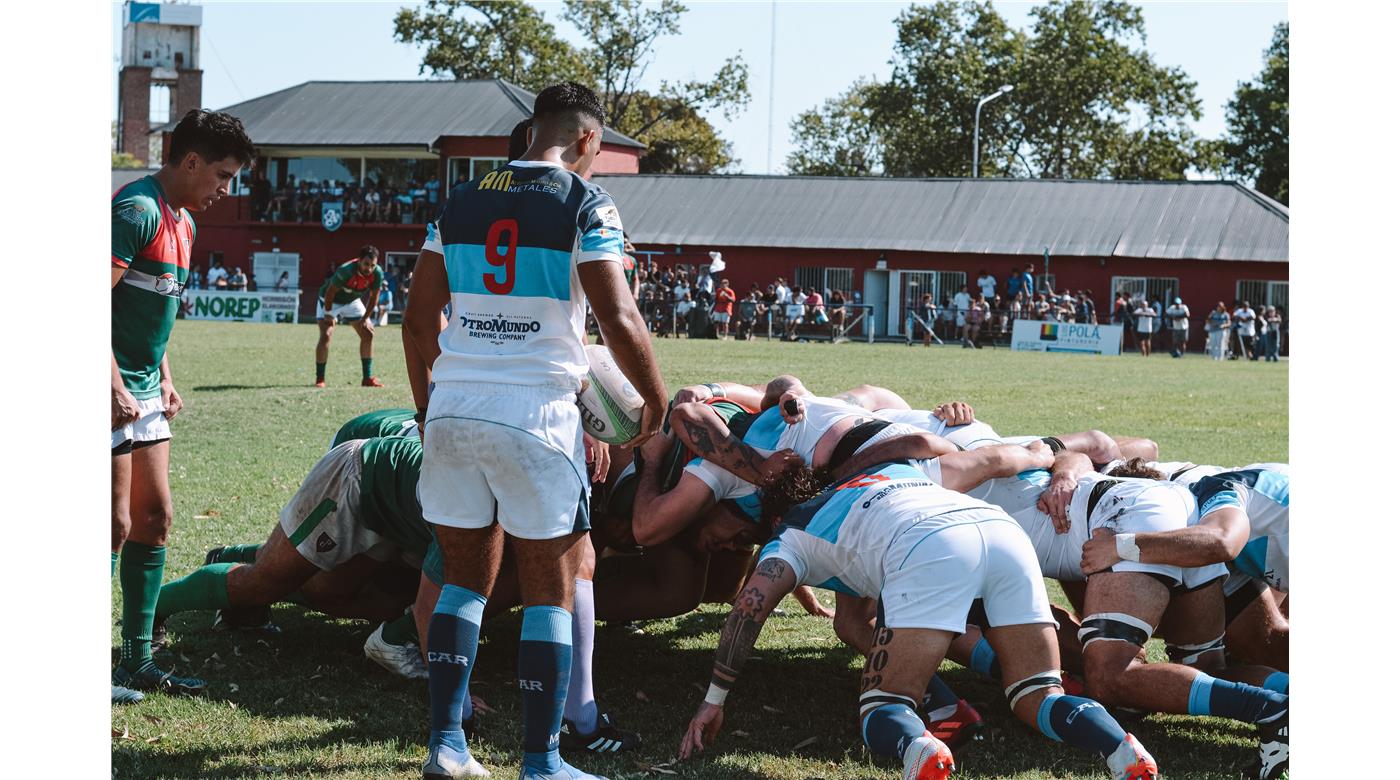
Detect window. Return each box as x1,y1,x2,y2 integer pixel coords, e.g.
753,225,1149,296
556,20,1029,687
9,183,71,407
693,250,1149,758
448,157,508,185
1111,276,1180,304
894,270,965,335
794,267,854,298
279,157,361,188
149,84,170,124
1236,280,1288,312
364,159,438,189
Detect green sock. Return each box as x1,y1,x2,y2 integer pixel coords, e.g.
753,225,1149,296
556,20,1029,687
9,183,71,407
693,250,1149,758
215,544,261,563
119,542,166,672
380,611,420,646
316,362,326,381
111,551,119,578
361,358,373,380
155,562,234,621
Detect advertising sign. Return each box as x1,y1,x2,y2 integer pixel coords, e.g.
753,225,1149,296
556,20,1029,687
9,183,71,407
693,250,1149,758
182,290,300,323
1011,319,1123,356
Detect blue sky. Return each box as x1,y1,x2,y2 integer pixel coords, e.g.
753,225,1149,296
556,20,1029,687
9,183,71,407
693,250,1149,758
111,1,1287,174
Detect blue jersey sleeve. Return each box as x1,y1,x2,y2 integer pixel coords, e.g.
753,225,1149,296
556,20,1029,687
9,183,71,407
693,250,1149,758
577,188,625,264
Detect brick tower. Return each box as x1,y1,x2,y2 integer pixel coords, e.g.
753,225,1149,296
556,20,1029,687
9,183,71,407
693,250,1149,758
117,2,203,165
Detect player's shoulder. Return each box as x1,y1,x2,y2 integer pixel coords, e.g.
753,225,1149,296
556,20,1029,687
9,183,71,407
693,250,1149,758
112,178,162,226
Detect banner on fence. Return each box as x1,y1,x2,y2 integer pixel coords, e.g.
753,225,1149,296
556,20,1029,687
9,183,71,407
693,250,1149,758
181,290,300,323
1011,319,1122,356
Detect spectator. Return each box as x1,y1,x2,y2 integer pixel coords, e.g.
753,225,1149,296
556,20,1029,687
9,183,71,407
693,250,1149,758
1165,297,1190,358
695,268,715,306
228,267,248,291
1149,296,1166,352
1033,293,1053,321
736,291,760,341
828,289,847,337
1005,264,1026,301
672,276,690,304
1019,264,1036,300
251,172,272,221
377,280,393,326
1207,301,1230,360
1076,290,1097,324
274,271,290,291
1233,300,1258,360
915,293,935,347
1262,305,1283,361
977,269,997,301
206,259,229,289
784,288,806,341
989,294,1007,336
189,265,204,291
952,284,973,342
1133,298,1157,357
674,291,695,331
965,294,987,349
713,278,736,338
804,286,826,326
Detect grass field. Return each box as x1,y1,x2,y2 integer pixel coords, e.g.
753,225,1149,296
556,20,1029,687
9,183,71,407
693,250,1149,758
111,322,1287,780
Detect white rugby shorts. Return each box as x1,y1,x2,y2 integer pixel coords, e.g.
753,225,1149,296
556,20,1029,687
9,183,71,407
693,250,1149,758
111,395,171,450
879,508,1054,631
316,298,368,322
420,381,589,540
278,440,399,571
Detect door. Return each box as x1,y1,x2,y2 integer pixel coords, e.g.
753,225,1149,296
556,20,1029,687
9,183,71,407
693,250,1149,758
896,270,937,336
863,269,889,337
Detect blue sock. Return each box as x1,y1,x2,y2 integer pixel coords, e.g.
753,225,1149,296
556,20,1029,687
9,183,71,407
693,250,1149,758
1036,694,1127,757
1187,671,1287,724
563,579,599,733
520,605,572,773
1262,671,1289,695
920,674,960,719
970,637,1001,681
426,585,486,753
862,701,928,760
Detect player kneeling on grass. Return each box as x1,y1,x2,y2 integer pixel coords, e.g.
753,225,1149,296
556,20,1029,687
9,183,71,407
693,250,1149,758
678,458,1159,780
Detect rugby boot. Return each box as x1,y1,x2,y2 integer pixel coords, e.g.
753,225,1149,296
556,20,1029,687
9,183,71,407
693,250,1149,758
212,605,280,636
362,376,385,387
113,661,207,697
518,763,609,780
1249,709,1288,779
1107,733,1158,780
421,743,489,779
111,684,145,705
924,699,984,749
901,731,955,780
314,380,327,388
560,712,640,754
364,621,428,680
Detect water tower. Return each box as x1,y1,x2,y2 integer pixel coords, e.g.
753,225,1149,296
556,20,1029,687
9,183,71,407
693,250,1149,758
117,2,203,165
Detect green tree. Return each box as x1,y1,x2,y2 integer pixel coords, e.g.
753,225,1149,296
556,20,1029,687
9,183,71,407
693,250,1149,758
1221,23,1287,203
392,0,590,91
111,121,145,168
786,79,883,175
395,0,749,173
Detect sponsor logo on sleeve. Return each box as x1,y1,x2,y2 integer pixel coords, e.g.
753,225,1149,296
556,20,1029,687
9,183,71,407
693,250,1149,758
117,202,147,226
594,205,623,229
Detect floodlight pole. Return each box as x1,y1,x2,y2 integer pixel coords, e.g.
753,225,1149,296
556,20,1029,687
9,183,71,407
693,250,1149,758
973,84,1014,178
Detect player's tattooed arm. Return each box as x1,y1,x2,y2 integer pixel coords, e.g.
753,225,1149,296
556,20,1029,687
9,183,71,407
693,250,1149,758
710,559,796,693
671,404,771,484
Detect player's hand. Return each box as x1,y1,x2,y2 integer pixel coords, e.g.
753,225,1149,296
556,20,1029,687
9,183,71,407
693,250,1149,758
1038,474,1076,533
793,585,835,619
1024,439,1054,470
584,433,610,484
113,385,141,431
161,381,184,421
623,400,666,450
673,385,713,405
1081,527,1122,575
932,401,975,426
758,449,804,486
360,315,376,332
320,314,336,327
778,391,806,424
469,694,495,715
679,702,725,759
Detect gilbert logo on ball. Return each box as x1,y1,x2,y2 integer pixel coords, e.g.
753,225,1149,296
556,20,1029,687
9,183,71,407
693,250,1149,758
576,345,644,444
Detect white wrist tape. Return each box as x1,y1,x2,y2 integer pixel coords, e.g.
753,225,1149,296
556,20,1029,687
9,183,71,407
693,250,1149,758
704,682,729,706
1115,533,1141,562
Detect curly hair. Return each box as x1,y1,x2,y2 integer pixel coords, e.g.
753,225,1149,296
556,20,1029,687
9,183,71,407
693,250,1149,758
758,462,825,528
1105,457,1166,481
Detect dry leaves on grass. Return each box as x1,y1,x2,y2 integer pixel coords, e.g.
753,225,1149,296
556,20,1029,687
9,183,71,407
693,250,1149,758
634,690,650,703
790,736,819,751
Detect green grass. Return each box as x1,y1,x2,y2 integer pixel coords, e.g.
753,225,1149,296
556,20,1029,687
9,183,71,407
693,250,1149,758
113,323,1287,779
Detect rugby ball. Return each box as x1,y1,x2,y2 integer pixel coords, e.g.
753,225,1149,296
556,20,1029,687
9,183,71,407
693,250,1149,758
577,344,644,444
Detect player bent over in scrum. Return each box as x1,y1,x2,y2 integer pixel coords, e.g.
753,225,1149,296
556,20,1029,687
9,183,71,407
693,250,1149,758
679,459,1159,780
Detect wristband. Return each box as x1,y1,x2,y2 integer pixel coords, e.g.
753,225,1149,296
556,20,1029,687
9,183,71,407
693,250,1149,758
703,682,729,706
703,382,725,398
1115,533,1141,562
414,408,428,426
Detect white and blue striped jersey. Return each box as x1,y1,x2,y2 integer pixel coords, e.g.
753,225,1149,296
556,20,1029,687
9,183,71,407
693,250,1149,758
758,460,997,598
422,160,625,390
1189,468,1289,592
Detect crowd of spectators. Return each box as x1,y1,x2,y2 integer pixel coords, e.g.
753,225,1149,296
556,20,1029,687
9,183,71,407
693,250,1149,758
248,174,442,225
634,265,859,341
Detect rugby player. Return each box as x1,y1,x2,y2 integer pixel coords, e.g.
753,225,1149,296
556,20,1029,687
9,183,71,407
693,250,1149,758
404,82,666,780
677,458,1160,780
333,408,420,448
111,109,255,704
315,245,385,388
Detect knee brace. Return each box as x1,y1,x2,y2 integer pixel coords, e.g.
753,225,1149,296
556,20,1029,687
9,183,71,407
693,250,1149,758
1078,612,1154,649
1166,634,1226,666
1003,670,1063,709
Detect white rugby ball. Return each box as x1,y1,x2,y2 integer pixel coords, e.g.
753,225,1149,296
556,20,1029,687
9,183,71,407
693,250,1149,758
577,344,644,444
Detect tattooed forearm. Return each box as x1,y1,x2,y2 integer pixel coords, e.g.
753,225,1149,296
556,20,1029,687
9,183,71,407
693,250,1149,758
713,591,769,681
682,418,718,457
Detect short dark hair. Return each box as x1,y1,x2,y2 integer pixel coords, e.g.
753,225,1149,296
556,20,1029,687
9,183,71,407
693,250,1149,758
168,109,256,167
533,82,605,127
358,245,380,260
507,118,533,162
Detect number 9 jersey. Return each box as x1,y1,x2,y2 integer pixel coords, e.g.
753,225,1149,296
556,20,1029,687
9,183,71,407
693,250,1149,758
422,160,625,390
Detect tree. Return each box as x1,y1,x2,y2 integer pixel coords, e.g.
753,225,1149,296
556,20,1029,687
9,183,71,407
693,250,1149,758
395,0,749,173
111,121,144,168
786,80,883,176
393,0,590,91
1221,23,1287,203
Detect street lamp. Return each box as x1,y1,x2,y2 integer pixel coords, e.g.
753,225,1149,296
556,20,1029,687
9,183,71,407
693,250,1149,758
973,84,1013,178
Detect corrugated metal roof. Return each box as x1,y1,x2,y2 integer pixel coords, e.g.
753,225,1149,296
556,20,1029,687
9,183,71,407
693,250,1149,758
592,175,1288,262
155,80,645,149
